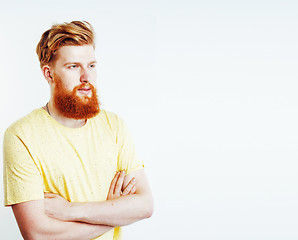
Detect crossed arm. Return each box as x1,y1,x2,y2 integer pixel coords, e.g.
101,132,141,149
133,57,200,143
12,169,153,240
12,200,113,240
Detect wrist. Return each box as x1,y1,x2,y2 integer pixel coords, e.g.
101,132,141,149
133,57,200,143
68,202,79,221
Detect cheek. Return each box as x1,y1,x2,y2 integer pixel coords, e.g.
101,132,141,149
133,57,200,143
58,81,76,93
62,76,78,90
90,72,97,86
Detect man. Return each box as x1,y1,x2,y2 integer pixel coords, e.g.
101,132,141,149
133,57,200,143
3,21,153,240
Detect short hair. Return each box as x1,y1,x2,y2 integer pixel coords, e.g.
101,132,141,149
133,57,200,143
36,21,95,67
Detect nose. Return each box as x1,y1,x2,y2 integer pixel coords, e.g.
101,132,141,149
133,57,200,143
80,67,90,83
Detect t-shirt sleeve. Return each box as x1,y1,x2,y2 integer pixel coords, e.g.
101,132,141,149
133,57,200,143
3,129,44,206
116,118,144,175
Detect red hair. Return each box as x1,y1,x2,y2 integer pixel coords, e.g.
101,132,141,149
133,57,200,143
36,21,95,67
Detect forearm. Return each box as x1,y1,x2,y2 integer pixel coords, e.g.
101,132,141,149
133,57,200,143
29,217,113,240
70,193,153,226
12,201,113,240
44,170,154,227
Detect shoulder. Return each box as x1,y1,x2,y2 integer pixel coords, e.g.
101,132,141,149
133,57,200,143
4,108,46,137
90,110,129,141
98,109,123,122
94,109,126,129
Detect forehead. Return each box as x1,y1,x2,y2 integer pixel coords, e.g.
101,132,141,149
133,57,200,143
54,45,96,64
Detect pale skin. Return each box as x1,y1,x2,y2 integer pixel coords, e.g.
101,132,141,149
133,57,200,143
12,45,153,239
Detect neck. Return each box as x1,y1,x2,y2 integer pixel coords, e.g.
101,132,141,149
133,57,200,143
44,100,87,128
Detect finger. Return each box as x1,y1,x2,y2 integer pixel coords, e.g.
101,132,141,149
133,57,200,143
115,171,125,195
122,178,136,195
130,186,136,194
44,193,58,198
122,178,136,196
109,172,120,195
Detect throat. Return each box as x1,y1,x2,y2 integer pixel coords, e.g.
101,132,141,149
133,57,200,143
43,102,87,128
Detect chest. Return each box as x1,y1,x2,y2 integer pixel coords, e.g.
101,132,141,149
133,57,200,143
32,127,119,201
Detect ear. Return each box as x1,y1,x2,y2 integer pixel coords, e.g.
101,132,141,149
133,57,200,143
42,65,54,84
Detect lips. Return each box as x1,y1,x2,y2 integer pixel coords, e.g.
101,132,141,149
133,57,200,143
77,85,92,96
78,88,91,91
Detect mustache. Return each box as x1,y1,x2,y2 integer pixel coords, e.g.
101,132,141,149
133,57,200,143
74,83,95,91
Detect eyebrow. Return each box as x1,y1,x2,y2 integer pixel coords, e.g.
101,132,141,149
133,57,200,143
64,61,97,66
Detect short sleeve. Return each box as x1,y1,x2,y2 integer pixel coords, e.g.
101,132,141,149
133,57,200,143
3,130,44,206
117,119,144,175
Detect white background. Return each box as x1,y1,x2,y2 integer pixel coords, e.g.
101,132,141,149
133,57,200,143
0,0,298,239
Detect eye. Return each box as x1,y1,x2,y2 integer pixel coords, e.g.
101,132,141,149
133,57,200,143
89,64,96,68
69,64,78,69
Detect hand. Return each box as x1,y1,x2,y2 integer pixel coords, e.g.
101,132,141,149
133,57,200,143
44,193,72,221
107,171,136,200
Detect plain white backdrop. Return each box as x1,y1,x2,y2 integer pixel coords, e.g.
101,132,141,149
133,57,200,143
0,0,298,239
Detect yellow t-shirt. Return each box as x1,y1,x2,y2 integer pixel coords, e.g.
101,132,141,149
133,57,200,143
3,108,143,240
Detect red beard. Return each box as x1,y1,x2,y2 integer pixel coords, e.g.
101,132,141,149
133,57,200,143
53,77,100,119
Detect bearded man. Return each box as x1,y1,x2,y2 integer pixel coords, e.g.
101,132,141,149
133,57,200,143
3,21,153,240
